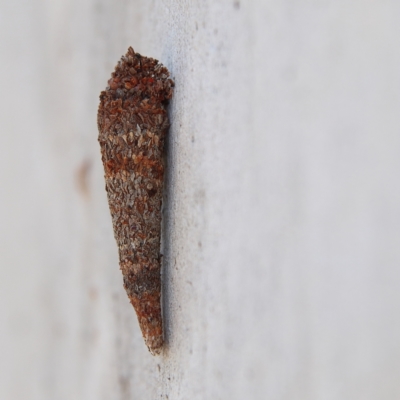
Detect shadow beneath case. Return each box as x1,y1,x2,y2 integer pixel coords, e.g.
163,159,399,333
160,96,177,356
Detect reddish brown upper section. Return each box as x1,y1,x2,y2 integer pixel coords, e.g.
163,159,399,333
98,47,173,140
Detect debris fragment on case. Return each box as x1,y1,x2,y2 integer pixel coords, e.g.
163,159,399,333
97,47,174,354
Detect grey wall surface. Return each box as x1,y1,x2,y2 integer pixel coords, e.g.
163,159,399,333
1,1,400,399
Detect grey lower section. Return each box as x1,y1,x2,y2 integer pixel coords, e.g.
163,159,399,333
1,1,400,399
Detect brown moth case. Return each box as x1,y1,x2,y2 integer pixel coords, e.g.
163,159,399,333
97,47,174,354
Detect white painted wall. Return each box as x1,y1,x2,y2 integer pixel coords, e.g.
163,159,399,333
1,1,400,399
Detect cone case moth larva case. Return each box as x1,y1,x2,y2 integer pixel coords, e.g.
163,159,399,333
97,47,174,354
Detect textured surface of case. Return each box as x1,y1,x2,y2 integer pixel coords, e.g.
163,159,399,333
97,47,174,354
